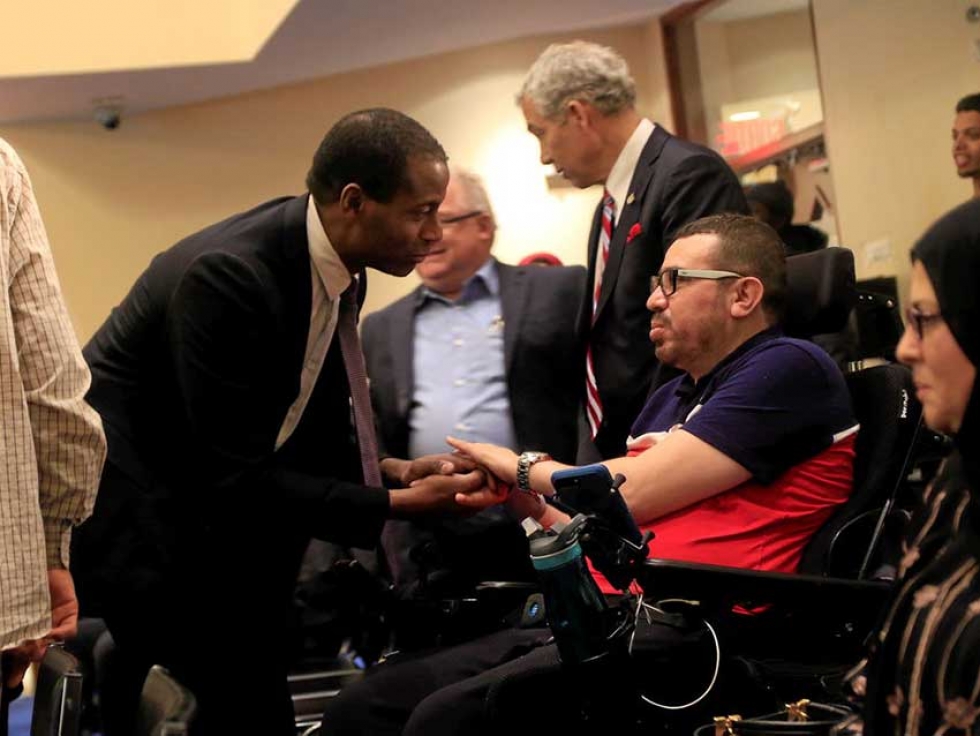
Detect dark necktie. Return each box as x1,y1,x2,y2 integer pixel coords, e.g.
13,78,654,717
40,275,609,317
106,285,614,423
337,280,382,487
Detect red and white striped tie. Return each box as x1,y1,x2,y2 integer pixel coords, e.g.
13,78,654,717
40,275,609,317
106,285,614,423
585,189,616,439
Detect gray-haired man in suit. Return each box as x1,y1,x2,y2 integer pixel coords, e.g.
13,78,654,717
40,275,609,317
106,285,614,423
519,41,749,459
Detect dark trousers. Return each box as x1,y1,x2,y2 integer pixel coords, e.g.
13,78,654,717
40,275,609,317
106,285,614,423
103,615,296,736
319,628,554,736
78,458,301,736
0,649,27,736
0,653,7,736
320,615,718,736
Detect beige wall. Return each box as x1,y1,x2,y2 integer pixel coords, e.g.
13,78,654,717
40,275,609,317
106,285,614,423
725,10,818,102
0,22,670,342
813,0,979,300
695,19,735,149
696,9,819,151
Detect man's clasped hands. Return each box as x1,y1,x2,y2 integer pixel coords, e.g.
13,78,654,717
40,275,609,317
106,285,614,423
380,437,550,522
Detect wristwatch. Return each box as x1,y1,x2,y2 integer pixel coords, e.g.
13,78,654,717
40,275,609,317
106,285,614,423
516,451,551,493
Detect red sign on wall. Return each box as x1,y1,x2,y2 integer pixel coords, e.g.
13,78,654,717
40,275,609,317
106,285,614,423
717,118,787,156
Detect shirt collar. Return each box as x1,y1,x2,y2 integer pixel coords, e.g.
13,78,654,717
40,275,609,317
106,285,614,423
675,326,784,402
605,118,655,224
306,195,352,299
416,256,498,307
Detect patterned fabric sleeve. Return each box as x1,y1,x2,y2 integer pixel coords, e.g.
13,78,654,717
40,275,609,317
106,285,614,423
3,142,106,568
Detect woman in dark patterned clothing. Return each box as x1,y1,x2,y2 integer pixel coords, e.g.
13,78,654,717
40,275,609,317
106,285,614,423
862,198,980,735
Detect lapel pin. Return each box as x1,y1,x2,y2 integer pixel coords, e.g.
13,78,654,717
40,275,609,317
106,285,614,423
626,192,636,205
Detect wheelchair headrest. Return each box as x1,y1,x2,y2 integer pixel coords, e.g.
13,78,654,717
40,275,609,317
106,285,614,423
783,247,857,337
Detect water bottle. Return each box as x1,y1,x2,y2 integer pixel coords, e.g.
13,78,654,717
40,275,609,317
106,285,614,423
529,515,610,665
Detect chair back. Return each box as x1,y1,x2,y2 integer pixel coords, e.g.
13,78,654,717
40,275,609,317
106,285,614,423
31,645,83,736
853,290,904,362
136,665,196,736
783,248,857,338
798,363,922,577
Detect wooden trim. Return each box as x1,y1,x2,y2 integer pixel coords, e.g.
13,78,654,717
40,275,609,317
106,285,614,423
661,18,689,138
659,0,721,139
660,0,723,25
807,0,842,245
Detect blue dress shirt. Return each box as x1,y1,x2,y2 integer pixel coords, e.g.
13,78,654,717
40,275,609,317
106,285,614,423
408,258,518,459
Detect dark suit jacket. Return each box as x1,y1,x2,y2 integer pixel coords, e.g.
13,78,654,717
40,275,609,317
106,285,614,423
74,196,388,652
587,125,749,458
361,260,586,590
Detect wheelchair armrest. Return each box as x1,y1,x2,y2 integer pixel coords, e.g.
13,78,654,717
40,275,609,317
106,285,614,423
471,580,539,614
637,558,891,618
473,581,539,593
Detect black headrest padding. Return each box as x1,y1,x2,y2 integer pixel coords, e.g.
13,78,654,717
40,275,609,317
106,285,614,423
783,248,857,337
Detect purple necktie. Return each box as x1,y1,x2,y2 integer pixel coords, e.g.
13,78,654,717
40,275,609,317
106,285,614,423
337,280,382,487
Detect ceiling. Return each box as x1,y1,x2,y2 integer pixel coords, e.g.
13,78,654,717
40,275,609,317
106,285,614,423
0,0,686,125
702,0,809,23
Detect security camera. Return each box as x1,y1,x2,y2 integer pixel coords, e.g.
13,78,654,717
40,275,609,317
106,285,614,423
93,105,122,131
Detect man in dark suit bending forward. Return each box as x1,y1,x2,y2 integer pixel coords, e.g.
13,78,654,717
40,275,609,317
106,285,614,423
73,109,501,736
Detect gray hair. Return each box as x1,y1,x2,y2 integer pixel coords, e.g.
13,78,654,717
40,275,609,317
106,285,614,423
451,168,496,226
518,41,636,120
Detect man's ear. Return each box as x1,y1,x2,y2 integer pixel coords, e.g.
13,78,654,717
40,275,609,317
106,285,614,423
565,99,591,129
730,276,765,318
339,183,365,215
474,213,496,240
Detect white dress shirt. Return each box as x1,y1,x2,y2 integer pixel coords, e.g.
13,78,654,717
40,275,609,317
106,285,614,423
604,118,655,227
275,196,353,450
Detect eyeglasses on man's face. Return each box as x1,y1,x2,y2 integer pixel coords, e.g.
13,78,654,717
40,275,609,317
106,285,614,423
904,306,944,340
650,268,743,297
438,210,483,226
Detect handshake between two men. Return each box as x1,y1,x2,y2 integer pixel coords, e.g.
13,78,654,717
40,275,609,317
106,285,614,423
381,438,558,526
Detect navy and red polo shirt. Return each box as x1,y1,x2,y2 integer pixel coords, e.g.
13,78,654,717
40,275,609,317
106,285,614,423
594,328,857,592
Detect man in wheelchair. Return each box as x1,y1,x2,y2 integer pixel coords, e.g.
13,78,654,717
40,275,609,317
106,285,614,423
318,213,859,735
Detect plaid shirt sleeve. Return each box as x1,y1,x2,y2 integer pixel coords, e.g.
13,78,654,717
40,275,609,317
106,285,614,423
1,139,106,571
